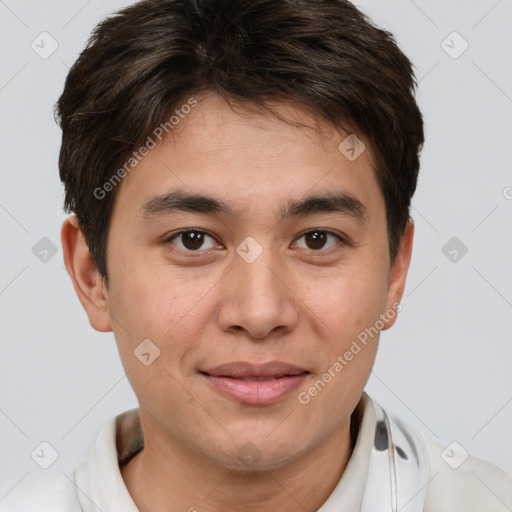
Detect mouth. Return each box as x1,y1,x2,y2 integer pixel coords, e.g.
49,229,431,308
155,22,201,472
200,361,310,405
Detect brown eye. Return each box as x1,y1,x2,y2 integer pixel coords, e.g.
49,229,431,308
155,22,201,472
168,230,219,252
305,231,327,249
295,230,343,251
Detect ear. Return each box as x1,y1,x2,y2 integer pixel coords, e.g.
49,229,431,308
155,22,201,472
61,215,112,332
381,218,414,331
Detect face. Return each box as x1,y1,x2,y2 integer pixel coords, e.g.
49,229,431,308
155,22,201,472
65,92,412,471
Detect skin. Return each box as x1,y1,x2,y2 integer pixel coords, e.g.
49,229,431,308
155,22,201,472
61,92,414,511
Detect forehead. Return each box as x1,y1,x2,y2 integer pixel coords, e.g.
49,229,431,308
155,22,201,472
165,93,359,161
110,93,382,221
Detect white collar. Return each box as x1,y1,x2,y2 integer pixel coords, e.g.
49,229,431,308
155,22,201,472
74,393,383,511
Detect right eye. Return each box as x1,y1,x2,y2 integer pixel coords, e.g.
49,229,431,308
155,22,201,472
165,229,223,253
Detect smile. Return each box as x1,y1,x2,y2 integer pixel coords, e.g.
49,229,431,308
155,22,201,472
200,361,310,405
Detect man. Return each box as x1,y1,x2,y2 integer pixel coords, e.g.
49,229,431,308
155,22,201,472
12,0,512,510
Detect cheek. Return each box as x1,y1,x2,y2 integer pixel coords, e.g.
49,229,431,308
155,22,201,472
105,269,197,407
107,262,218,373
296,271,384,424
108,251,188,333
303,265,387,346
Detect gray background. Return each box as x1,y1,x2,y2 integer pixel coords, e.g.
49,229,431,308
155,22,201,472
1,0,511,505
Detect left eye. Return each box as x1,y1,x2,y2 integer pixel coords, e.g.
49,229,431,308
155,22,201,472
294,230,343,251
167,230,220,252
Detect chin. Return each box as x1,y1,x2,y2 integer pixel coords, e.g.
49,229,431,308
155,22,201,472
199,433,313,472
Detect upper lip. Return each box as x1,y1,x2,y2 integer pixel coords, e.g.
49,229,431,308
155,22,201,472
201,361,309,379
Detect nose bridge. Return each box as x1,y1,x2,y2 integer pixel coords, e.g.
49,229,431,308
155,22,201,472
235,236,284,305
239,247,279,293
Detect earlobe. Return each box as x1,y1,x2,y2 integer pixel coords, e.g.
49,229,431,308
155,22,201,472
61,215,113,332
381,218,414,331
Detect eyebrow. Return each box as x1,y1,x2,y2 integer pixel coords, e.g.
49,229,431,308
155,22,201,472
140,190,369,223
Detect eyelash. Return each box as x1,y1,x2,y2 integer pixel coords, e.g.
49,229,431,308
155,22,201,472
164,229,346,254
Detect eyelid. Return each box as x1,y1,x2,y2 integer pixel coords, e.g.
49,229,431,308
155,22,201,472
166,228,218,241
294,228,345,241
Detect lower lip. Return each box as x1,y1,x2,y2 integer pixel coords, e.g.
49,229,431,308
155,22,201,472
202,373,308,405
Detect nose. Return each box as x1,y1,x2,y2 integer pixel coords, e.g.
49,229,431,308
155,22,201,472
216,242,300,341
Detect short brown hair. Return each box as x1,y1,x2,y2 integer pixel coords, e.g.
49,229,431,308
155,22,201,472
56,0,424,284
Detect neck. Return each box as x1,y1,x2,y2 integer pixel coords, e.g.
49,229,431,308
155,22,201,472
121,416,355,512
